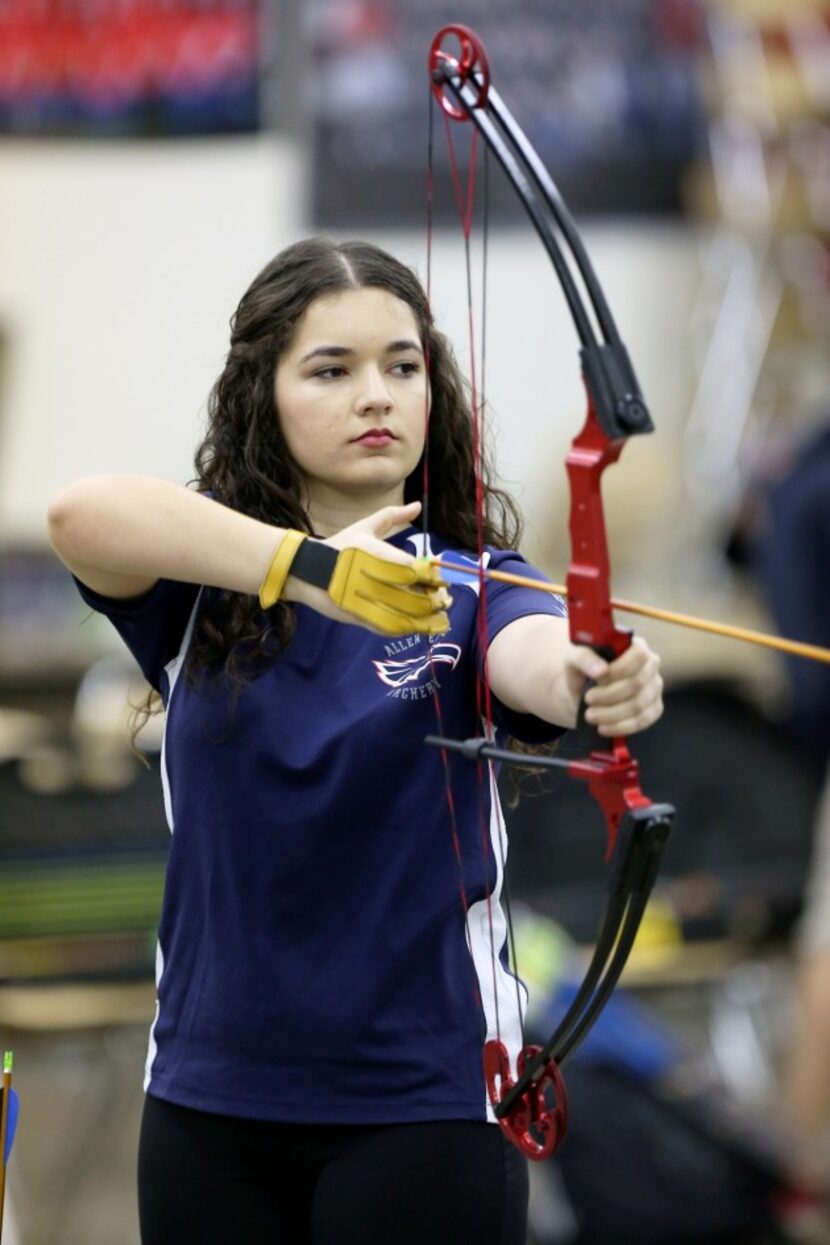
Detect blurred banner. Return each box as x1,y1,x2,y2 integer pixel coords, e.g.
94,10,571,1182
0,0,264,136
310,0,706,225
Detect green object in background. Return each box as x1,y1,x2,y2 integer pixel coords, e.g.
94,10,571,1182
0,854,165,938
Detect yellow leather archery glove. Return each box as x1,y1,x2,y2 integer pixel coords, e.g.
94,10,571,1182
258,532,450,636
258,530,306,610
327,549,450,635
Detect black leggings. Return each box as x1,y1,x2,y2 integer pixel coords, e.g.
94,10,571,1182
138,1094,529,1245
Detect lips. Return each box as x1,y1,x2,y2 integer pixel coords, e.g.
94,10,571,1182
354,428,396,446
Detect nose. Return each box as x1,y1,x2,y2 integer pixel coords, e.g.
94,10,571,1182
355,367,393,415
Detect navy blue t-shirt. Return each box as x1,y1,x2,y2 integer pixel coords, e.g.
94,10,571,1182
73,527,566,1125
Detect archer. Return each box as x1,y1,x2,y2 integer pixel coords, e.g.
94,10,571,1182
47,236,663,1243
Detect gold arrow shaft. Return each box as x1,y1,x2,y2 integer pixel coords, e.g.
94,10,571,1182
432,558,830,665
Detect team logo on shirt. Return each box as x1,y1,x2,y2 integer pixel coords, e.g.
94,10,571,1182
372,641,462,699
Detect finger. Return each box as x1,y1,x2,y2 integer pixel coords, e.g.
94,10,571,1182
597,635,652,682
364,502,422,539
585,681,664,736
357,576,451,618
330,548,445,598
567,645,609,683
592,699,664,737
329,548,451,634
372,565,447,592
353,590,450,636
585,652,661,709
362,557,447,592
412,557,446,589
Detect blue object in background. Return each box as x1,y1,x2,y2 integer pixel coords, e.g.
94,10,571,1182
534,979,682,1082
3,1087,19,1164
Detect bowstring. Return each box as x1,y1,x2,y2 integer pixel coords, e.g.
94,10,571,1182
437,98,528,1077
424,88,483,1022
479,144,528,1057
442,107,504,1047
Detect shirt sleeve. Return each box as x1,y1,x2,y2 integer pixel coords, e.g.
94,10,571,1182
472,549,568,744
72,574,201,696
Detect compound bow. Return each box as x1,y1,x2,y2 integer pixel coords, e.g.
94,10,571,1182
424,25,674,1162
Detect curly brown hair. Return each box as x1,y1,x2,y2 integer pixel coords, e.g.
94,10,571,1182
130,237,522,750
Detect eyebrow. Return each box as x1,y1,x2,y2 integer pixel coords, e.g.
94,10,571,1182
298,339,422,365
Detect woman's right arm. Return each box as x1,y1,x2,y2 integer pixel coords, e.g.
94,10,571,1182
47,475,291,602
46,477,444,635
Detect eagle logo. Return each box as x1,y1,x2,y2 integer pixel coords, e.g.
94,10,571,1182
372,643,462,689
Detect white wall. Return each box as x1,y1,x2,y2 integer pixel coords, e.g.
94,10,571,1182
0,137,697,567
0,136,304,541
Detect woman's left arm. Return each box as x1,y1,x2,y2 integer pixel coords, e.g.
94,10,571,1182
486,614,664,737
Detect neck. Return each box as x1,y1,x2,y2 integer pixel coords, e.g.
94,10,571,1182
306,486,409,539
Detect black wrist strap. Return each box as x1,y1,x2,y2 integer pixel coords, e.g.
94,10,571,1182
288,539,338,590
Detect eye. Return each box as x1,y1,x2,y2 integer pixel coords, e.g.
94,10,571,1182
391,360,421,377
313,365,347,380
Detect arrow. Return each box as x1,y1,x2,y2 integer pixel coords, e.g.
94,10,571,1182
431,557,830,665
0,1051,19,1242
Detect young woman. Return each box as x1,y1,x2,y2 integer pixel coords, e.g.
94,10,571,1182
47,238,663,1245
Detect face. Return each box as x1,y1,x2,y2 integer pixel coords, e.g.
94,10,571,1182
274,286,428,523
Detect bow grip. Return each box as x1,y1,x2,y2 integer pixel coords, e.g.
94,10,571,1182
566,390,636,659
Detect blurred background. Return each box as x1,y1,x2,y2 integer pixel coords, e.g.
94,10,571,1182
1,0,830,1241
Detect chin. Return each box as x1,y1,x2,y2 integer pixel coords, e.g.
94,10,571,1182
349,463,415,490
